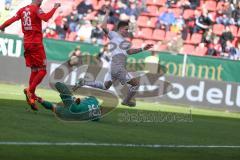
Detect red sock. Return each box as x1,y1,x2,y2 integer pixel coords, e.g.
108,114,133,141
29,70,38,86
29,70,47,94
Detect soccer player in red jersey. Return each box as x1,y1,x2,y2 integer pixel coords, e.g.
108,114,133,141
0,0,61,110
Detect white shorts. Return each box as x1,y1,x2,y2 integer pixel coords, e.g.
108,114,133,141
104,68,133,85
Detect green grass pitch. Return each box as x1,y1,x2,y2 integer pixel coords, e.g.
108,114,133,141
0,83,240,160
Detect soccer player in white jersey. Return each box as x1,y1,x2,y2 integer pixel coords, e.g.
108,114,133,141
74,8,153,107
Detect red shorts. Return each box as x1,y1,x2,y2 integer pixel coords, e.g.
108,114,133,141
24,43,46,68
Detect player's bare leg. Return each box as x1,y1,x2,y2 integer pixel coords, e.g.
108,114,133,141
121,78,139,107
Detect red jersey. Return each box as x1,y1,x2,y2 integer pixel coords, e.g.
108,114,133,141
0,4,57,43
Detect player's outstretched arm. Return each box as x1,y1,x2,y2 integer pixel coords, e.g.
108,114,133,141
127,44,154,55
38,3,61,22
0,15,20,31
101,7,110,35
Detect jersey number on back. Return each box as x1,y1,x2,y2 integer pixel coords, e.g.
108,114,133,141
23,10,32,30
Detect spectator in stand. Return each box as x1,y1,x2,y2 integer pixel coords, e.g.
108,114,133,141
216,14,235,26
220,26,234,52
54,11,64,27
171,15,185,33
77,0,93,19
232,1,240,26
207,36,222,56
202,28,216,44
76,20,93,43
67,9,79,32
177,0,191,9
166,0,178,8
98,3,118,24
124,3,142,18
193,10,212,33
44,28,58,39
91,20,104,44
56,18,69,40
189,0,200,9
157,9,176,31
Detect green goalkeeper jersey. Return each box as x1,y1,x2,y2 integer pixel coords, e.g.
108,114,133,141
55,94,101,121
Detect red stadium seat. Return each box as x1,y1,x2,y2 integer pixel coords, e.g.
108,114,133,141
204,1,217,11
91,0,98,10
147,5,159,16
140,28,153,39
144,40,156,46
148,17,158,28
97,0,106,10
231,38,238,46
165,31,177,41
183,9,195,19
67,32,77,41
156,0,167,6
132,39,144,48
137,16,149,27
229,25,238,37
190,33,203,44
172,8,182,18
208,12,217,22
152,29,165,41
156,44,168,51
213,24,225,35
158,7,167,15
193,45,208,56
146,0,155,5
180,44,195,54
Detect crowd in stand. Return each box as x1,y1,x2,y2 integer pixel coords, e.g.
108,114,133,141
40,0,239,60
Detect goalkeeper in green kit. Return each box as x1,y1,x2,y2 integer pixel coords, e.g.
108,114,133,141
37,82,101,121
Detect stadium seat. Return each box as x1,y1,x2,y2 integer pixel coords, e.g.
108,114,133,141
213,24,225,35
152,29,165,41
155,43,168,51
180,44,195,54
147,5,159,16
231,38,238,46
148,17,158,28
140,28,153,39
67,32,77,41
229,25,238,37
132,39,144,48
183,9,195,19
137,16,149,27
238,29,240,37
158,7,167,15
144,40,156,46
204,0,217,11
96,0,104,10
165,31,177,41
190,33,203,44
208,12,217,22
217,1,225,10
193,45,208,56
172,8,182,18
146,0,155,5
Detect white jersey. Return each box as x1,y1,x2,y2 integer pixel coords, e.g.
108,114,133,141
108,31,129,57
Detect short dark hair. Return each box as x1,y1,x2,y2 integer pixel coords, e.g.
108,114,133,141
117,21,129,30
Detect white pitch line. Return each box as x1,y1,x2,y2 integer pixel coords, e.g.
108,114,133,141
0,142,240,148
